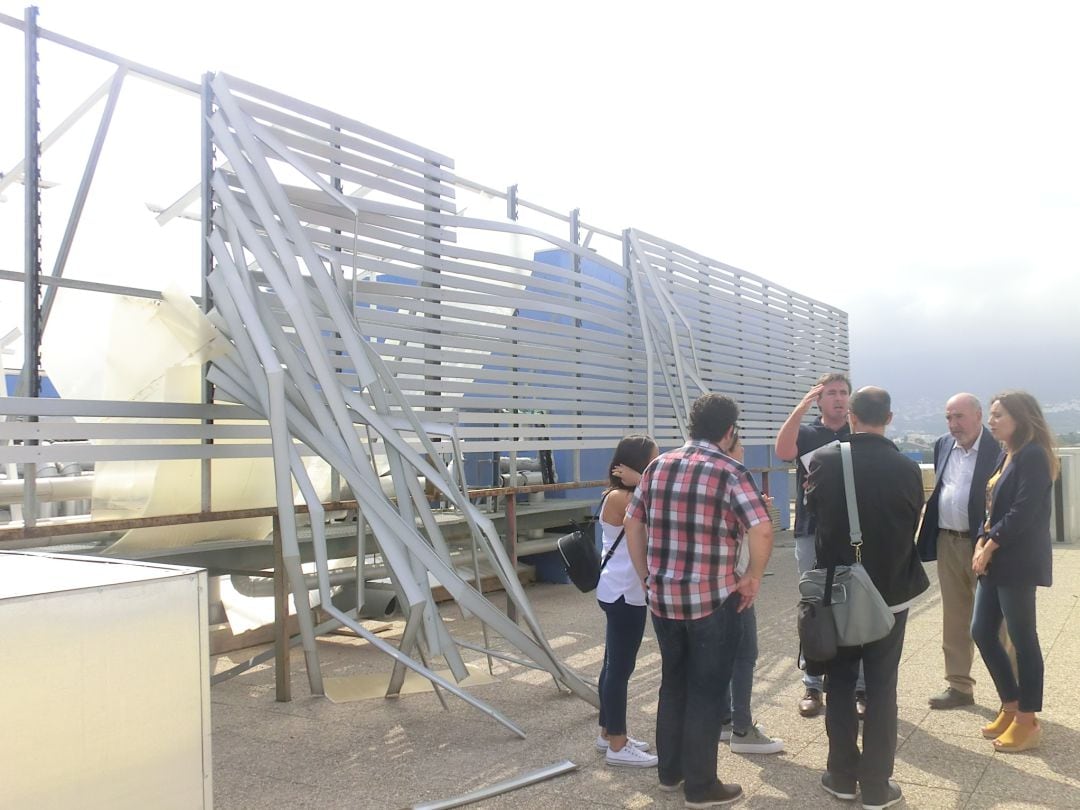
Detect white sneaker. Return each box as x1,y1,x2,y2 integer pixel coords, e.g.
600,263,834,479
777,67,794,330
720,722,732,742
729,723,784,754
595,734,651,752
606,742,659,768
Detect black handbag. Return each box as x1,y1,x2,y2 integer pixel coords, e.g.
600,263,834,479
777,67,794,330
798,563,839,664
556,509,626,593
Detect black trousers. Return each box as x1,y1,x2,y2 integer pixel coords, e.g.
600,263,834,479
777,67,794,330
824,609,908,801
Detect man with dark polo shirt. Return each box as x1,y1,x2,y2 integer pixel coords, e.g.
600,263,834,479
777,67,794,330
808,386,929,810
775,372,853,718
626,393,773,807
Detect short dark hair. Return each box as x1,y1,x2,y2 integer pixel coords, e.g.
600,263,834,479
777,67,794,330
688,393,739,443
607,434,658,491
849,386,891,426
816,371,852,393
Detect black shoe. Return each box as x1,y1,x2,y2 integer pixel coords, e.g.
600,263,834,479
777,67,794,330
821,772,857,801
799,688,823,717
861,779,902,810
928,687,975,710
684,782,744,807
856,690,867,722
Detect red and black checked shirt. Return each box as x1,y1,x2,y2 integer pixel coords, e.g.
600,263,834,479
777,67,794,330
626,440,770,620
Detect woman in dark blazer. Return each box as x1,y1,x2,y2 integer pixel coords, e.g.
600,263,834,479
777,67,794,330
970,390,1059,753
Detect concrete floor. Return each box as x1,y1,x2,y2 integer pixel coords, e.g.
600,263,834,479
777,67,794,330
210,535,1080,809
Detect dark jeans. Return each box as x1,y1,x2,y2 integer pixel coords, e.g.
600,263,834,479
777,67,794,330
824,610,908,805
971,580,1043,712
651,596,742,800
598,596,648,736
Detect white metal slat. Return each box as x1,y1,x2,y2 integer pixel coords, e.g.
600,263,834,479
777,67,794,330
260,124,456,201
224,73,454,168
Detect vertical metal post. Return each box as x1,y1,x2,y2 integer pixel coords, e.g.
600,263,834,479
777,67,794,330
623,229,650,433
272,516,292,702
21,5,41,528
570,209,582,484
1054,469,1065,543
330,124,344,501
422,158,444,484
504,494,518,624
200,73,215,513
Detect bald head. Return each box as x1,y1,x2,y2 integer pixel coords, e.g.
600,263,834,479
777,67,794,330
848,386,892,434
945,392,983,449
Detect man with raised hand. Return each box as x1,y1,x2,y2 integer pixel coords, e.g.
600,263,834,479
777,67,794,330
775,372,853,718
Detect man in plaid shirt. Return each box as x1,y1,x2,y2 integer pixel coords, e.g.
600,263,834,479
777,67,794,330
626,394,774,807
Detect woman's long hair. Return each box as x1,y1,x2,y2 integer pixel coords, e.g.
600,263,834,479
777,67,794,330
606,434,658,493
992,390,1061,480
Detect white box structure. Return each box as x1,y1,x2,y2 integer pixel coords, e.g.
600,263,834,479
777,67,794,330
0,552,211,810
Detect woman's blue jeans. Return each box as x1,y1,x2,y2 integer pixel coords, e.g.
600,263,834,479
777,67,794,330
718,605,757,732
597,596,647,735
971,580,1043,713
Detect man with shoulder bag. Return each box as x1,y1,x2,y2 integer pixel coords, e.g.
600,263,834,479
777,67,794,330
806,387,929,810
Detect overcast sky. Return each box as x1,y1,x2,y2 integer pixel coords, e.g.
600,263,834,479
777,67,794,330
2,1,1079,406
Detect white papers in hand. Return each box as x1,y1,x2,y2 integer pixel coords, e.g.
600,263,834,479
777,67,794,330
799,439,840,471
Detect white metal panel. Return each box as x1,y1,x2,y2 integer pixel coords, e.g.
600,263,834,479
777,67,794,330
0,552,211,809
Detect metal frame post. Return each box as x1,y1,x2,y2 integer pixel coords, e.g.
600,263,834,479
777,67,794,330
272,516,291,701
200,72,215,513
570,208,582,483
21,5,41,527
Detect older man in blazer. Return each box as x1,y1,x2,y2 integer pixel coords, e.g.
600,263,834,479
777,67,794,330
916,393,1002,709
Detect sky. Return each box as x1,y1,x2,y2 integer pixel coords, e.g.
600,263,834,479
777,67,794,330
2,0,1079,412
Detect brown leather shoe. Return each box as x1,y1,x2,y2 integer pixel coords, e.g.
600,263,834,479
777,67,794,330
799,688,823,717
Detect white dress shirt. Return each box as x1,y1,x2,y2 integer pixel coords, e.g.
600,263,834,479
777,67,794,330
937,434,983,533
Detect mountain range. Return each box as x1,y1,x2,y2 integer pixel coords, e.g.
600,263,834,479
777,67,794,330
889,396,1080,440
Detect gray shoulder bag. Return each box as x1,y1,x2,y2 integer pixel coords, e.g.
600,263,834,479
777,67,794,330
798,442,895,648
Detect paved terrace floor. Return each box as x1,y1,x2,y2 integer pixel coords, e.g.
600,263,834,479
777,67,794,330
211,534,1080,809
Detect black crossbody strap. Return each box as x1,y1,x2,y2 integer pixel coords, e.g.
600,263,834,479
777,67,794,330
599,528,627,572
597,490,627,572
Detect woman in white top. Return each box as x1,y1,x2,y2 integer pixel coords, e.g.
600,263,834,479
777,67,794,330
596,434,660,768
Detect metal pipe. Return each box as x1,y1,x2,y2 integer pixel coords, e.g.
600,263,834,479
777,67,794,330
0,473,93,506
228,567,384,599
411,760,578,810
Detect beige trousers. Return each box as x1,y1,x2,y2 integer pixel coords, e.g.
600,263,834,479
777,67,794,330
937,530,1016,692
